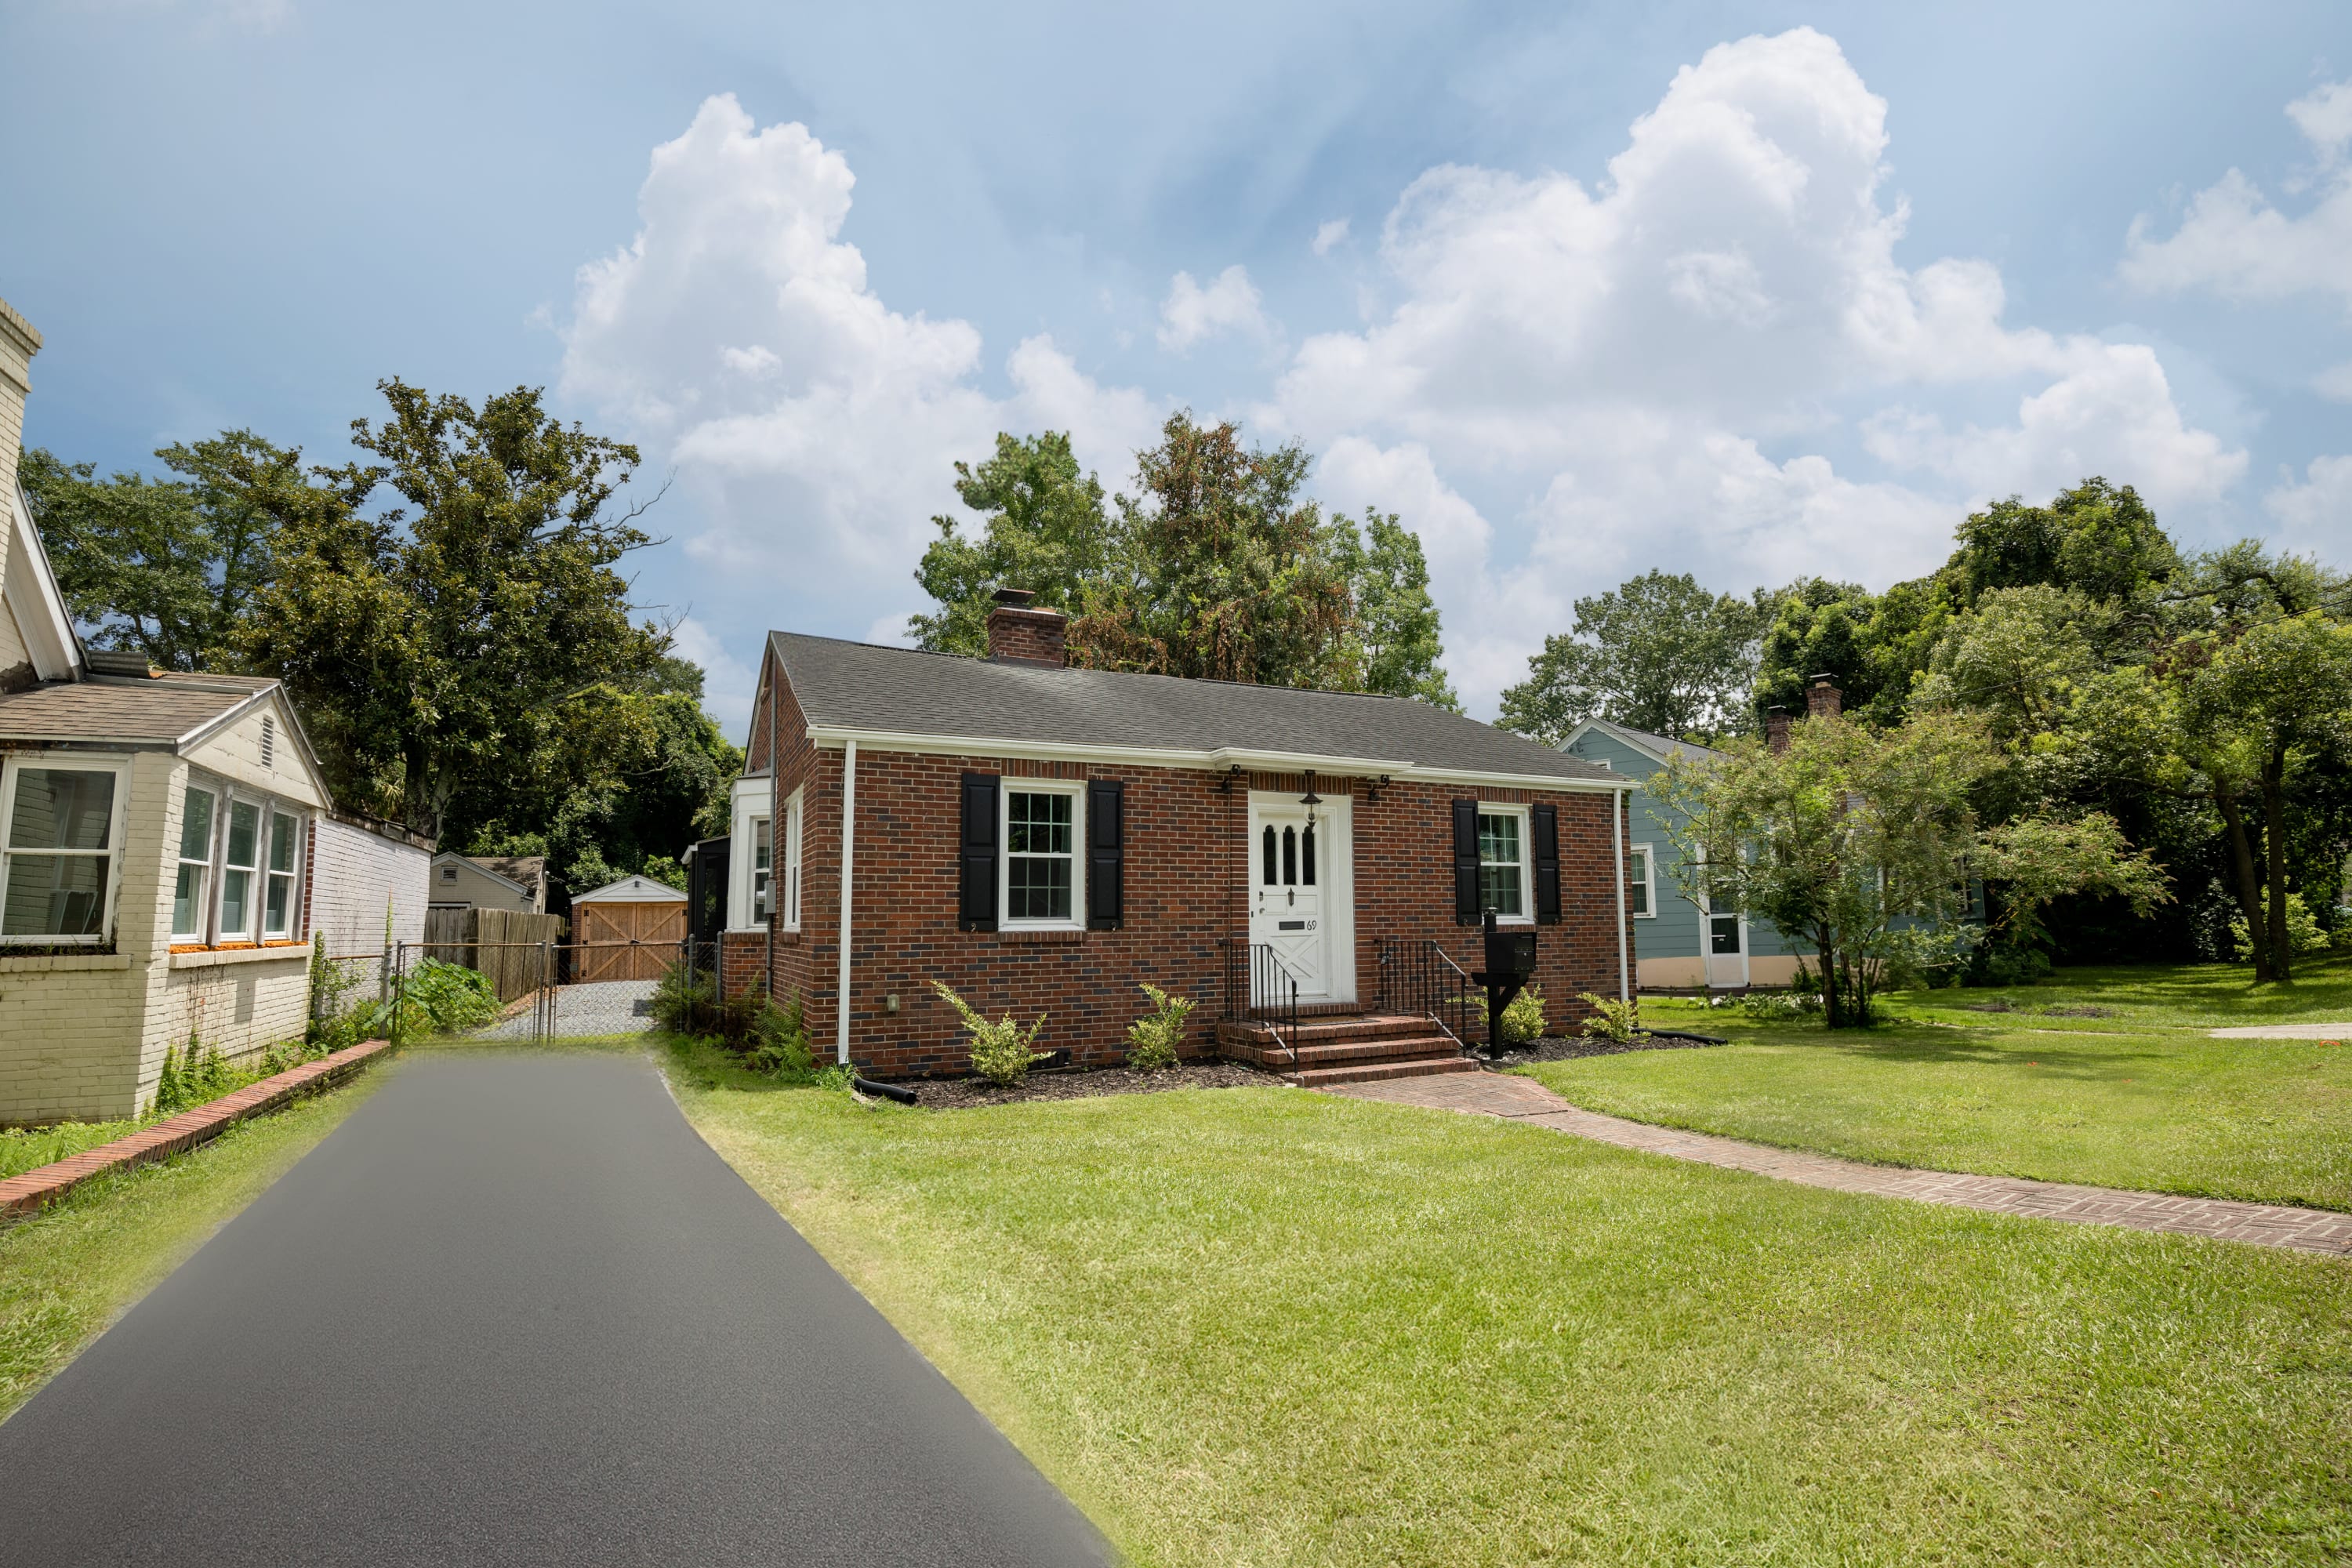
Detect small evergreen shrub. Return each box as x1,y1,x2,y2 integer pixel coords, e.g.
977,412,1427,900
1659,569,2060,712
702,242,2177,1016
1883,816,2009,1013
1575,992,1639,1044
1125,983,1194,1071
933,981,1051,1086
1499,984,1547,1045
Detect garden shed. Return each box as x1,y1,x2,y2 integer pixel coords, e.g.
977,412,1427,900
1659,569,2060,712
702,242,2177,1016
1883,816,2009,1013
568,875,686,982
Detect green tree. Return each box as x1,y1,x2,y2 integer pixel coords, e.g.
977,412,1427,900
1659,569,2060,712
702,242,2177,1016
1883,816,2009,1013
1752,575,1954,727
1651,712,2166,1027
17,434,297,671
907,431,1112,656
1499,571,1770,744
239,379,669,843
1328,507,1459,709
1072,413,1356,687
1947,477,2180,608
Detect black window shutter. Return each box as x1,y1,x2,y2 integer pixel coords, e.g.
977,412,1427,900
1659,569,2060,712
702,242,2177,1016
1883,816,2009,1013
960,772,1000,931
1451,798,1480,925
1533,803,1561,925
1087,779,1125,930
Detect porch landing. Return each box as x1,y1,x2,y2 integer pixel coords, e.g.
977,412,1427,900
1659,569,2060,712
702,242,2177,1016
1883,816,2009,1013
1217,1013,1479,1088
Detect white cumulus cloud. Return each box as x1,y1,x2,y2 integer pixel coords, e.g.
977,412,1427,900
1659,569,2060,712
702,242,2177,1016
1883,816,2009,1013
1157,264,1272,353
1312,218,1351,256
2120,78,2352,310
2264,454,2352,553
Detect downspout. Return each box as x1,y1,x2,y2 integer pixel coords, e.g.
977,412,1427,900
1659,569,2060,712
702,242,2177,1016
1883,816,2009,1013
1613,786,1629,1003
834,739,858,1065
764,646,777,1000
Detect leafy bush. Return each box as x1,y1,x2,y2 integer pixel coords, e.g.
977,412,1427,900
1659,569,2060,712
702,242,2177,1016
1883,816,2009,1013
648,959,762,1044
1125,983,1195,1071
400,960,500,1036
749,993,817,1079
933,981,1051,1087
153,1036,238,1116
2230,891,2334,964
1575,992,1639,1044
1738,989,1824,1022
1499,983,1547,1044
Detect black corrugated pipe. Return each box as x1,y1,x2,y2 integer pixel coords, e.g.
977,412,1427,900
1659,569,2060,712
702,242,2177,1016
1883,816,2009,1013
853,1076,917,1105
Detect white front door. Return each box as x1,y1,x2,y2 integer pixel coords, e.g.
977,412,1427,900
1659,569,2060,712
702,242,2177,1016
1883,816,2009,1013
1248,798,1338,1000
1704,909,1749,989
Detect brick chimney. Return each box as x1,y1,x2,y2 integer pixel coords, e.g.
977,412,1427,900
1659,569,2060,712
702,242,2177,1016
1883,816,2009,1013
1766,706,1792,753
985,586,1068,668
1806,673,1842,720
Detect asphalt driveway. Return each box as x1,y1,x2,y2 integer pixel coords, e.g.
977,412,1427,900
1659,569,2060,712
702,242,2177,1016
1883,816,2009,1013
0,1052,1111,1566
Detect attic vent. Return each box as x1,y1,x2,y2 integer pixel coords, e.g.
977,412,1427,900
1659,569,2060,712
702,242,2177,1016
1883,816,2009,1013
260,715,275,768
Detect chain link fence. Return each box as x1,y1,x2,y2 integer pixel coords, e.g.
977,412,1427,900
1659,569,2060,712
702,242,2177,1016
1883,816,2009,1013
390,938,689,1044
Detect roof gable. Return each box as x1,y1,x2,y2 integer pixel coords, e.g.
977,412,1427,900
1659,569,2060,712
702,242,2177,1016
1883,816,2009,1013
572,874,687,904
2,479,82,684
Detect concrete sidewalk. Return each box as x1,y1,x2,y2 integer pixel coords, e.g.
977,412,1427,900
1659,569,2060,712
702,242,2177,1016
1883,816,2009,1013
0,1053,1109,1566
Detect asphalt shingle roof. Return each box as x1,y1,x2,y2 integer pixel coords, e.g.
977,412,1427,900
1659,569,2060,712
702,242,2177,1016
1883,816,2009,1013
768,633,1618,785
1580,717,1726,762
0,673,273,746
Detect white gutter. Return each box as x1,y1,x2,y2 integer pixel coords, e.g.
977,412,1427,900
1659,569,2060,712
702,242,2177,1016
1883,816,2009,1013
834,738,858,1065
1613,789,1630,1003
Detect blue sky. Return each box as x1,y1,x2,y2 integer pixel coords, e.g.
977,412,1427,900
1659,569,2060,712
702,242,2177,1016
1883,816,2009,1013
4,1,2348,728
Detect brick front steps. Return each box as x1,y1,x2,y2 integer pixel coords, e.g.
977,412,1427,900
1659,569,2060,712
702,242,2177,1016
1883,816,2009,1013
1218,1013,1479,1087
0,1038,397,1222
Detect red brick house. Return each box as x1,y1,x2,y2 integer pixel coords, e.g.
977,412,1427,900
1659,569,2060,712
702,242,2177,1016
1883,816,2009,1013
721,591,1636,1083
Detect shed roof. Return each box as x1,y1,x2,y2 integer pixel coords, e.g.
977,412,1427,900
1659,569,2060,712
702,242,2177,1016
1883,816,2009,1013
571,874,688,905
765,633,1620,787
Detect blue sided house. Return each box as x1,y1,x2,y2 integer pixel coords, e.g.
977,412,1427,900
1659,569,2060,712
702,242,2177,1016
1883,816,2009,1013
1558,718,1812,991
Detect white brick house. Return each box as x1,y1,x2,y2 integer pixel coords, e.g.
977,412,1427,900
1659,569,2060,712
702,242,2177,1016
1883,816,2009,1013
0,294,426,1123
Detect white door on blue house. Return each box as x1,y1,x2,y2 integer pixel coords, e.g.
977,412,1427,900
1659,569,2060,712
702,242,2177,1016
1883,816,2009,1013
1704,909,1749,989
1247,793,1354,1004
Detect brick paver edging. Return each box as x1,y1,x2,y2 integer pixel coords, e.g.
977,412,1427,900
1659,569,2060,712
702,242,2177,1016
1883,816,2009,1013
0,1038,398,1221
1328,1072,2352,1258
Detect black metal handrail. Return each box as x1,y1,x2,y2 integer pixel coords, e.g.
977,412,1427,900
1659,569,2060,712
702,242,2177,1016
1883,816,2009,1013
1221,937,1303,1075
1376,937,1478,1055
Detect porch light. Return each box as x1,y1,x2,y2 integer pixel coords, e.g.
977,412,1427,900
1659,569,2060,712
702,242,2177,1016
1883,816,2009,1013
1299,771,1321,826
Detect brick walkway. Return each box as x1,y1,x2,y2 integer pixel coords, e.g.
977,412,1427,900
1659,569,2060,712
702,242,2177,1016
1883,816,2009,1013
1328,1072,2352,1258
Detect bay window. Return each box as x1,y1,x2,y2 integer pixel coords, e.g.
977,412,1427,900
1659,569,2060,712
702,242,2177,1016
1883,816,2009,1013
0,758,125,943
218,799,262,942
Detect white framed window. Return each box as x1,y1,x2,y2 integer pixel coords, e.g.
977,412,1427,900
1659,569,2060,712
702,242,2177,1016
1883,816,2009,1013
1475,804,1532,923
173,782,218,941
263,808,301,939
750,815,772,924
0,757,127,943
1003,782,1082,927
782,788,803,931
1628,843,1655,918
217,797,263,942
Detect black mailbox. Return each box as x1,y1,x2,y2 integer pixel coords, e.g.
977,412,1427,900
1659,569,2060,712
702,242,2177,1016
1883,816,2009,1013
1484,924,1536,982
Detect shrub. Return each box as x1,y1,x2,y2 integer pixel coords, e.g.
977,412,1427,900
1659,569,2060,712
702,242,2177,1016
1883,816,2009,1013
152,1036,236,1116
933,981,1051,1087
1125,984,1194,1071
1499,983,1547,1044
1739,990,1824,1022
1575,992,1639,1044
648,959,762,1045
748,992,818,1079
2230,891,2333,964
401,960,500,1036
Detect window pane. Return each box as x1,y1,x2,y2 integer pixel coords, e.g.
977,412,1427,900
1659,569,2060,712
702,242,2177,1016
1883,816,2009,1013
173,864,208,938
180,787,215,862
221,868,253,938
1007,793,1071,855
1476,813,1523,915
2,853,111,937
1476,812,1519,868
1478,863,1523,916
268,812,298,873
267,872,294,936
1628,850,1649,915
1007,855,1072,920
1710,915,1740,954
8,768,115,851
225,801,260,869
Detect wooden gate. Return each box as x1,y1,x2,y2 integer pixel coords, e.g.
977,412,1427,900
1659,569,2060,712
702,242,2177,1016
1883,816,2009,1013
573,901,685,982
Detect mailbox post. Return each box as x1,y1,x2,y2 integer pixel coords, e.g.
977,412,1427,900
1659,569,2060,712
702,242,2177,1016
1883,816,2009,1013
1469,908,1537,1059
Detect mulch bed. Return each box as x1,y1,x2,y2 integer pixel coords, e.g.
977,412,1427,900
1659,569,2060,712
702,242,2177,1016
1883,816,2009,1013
1486,1031,1727,1067
898,1059,1272,1110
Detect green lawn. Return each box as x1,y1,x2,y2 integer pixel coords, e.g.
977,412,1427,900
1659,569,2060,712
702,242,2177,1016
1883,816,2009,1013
1514,959,2352,1209
666,1044,2352,1567
0,1076,379,1420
